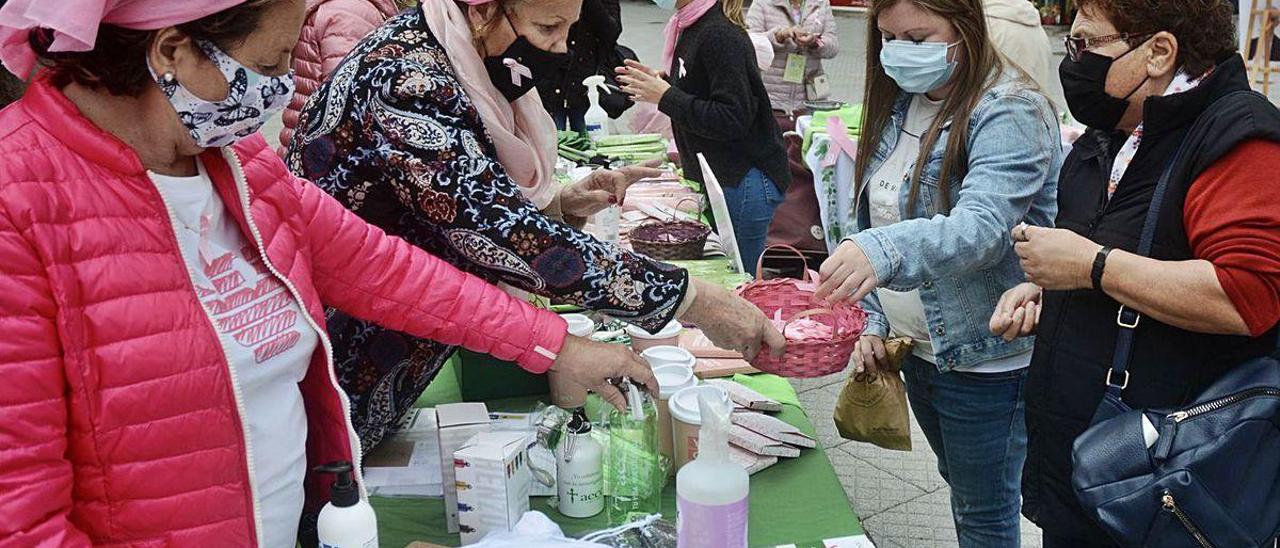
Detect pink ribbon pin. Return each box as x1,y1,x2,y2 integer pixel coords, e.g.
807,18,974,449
503,58,532,87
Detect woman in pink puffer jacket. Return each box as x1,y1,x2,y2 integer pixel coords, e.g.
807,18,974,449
0,1,653,546
278,0,406,151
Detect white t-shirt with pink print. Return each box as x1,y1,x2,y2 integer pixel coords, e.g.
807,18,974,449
150,160,317,548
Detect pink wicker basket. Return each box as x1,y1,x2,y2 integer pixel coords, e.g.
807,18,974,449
736,245,866,378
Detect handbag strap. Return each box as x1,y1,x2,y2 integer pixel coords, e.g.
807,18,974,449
1102,89,1259,403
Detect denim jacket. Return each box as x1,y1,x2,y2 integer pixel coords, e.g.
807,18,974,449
850,72,1062,372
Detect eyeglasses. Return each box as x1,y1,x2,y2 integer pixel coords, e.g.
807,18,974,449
1063,32,1155,62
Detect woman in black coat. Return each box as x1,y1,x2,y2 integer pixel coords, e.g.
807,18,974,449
537,0,622,133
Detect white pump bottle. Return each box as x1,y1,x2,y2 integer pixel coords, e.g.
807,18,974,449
675,392,749,548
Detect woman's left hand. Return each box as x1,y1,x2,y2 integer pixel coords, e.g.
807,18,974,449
815,240,879,305
1013,224,1101,290
616,60,671,105
559,161,665,218
795,32,819,48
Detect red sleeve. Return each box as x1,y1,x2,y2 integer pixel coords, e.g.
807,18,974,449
295,175,567,373
1184,139,1280,337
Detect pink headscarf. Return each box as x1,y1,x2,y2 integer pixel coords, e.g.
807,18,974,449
0,0,247,77
419,0,559,209
662,0,718,71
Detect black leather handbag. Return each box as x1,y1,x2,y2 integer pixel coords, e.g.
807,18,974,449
1071,94,1280,548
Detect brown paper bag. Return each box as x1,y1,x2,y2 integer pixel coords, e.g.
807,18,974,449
833,337,915,451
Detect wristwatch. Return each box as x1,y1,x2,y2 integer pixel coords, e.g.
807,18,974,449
1092,246,1114,291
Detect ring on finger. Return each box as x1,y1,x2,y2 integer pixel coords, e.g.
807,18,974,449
1015,223,1030,242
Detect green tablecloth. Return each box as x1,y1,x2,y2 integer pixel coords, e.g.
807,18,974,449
371,360,862,547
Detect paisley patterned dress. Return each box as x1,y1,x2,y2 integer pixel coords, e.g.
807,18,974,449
285,9,689,451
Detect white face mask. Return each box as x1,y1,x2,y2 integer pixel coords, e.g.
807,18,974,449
148,40,295,149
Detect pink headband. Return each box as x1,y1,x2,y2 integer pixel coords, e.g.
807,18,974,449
0,0,248,77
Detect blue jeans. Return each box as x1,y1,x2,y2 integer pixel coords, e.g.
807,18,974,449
901,355,1028,548
552,108,587,134
719,169,783,269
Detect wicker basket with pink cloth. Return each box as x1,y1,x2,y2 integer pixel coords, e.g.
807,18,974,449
736,245,866,378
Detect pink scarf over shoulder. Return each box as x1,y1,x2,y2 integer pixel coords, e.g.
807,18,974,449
420,0,559,209
662,0,719,71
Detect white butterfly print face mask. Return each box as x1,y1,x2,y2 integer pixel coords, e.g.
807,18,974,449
149,40,295,149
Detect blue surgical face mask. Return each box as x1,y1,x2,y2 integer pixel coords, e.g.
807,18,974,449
651,0,677,10
880,40,961,94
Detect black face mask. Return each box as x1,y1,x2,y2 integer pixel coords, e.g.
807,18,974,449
1059,48,1149,132
484,33,570,102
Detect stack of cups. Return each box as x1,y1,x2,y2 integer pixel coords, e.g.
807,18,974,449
667,384,734,473
650,364,698,473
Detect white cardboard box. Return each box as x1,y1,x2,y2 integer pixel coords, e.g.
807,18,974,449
454,431,531,544
435,403,491,534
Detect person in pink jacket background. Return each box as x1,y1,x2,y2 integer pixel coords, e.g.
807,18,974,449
278,0,415,151
0,0,654,546
746,0,840,115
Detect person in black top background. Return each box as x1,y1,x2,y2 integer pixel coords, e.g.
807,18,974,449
537,0,622,133
618,0,790,269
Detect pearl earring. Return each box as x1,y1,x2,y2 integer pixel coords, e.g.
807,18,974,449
162,71,176,84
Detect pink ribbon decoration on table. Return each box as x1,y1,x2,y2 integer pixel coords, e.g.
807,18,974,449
662,0,717,71
823,115,859,169
0,0,246,77
503,57,532,87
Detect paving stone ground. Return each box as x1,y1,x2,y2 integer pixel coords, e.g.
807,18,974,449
793,366,1044,548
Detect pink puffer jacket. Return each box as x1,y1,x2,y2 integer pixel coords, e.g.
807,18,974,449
0,77,565,547
745,0,840,113
279,0,401,152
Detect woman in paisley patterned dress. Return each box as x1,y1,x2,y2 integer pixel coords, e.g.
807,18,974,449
286,0,785,451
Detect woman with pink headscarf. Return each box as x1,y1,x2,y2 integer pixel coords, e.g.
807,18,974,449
0,0,664,545
286,0,786,453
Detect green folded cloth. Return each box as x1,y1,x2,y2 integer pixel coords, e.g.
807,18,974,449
802,103,864,158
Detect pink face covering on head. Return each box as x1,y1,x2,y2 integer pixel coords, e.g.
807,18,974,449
0,0,247,77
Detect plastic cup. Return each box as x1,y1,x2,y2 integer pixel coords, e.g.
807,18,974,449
668,384,733,473
640,346,696,370
626,320,682,352
652,364,698,472
563,314,595,338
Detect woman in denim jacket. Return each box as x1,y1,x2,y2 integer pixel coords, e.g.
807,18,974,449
814,0,1061,546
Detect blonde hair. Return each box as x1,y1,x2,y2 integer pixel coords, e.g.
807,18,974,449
856,0,1003,214
396,0,418,9
722,0,746,29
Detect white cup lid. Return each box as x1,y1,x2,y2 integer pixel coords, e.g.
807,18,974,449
562,314,595,338
653,364,698,399
668,384,731,426
641,346,696,369
626,319,683,340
